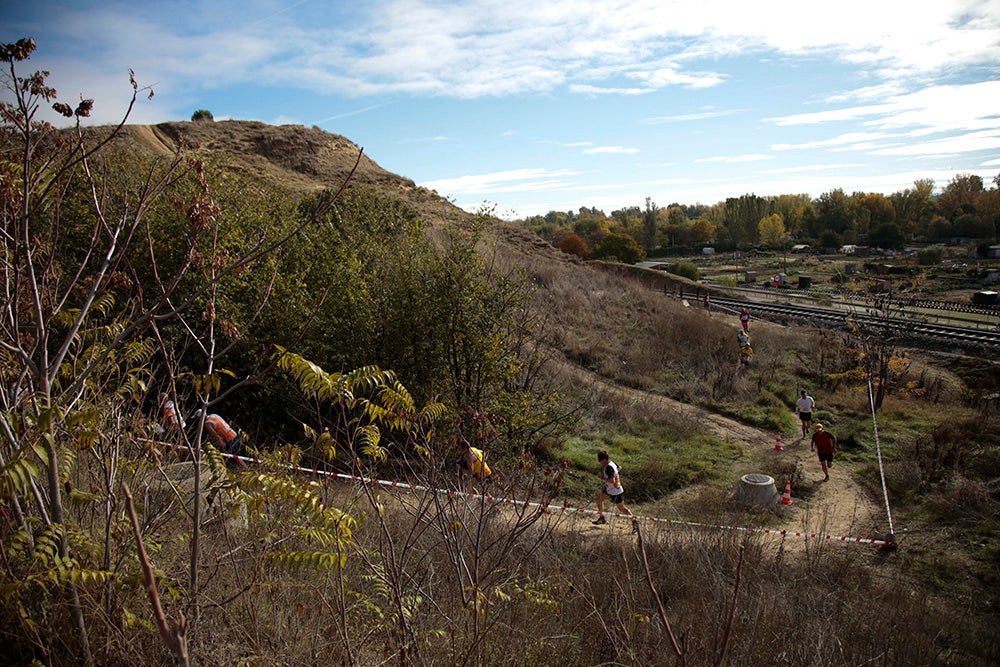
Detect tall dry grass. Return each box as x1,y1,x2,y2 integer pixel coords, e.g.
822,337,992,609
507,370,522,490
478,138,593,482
151,468,993,666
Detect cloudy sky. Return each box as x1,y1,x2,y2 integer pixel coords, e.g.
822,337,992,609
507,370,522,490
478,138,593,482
4,1,1000,219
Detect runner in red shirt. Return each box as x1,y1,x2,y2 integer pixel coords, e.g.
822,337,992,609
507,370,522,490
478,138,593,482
810,423,837,481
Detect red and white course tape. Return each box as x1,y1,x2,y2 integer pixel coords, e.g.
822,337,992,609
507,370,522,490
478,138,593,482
153,440,890,546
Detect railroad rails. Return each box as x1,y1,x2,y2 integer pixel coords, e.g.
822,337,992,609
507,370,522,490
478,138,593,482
708,295,1000,353
720,284,1000,318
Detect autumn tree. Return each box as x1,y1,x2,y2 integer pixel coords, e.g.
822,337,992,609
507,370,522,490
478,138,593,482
937,173,984,220
833,298,914,412
869,222,907,250
664,206,691,246
758,213,787,248
0,39,362,663
857,193,896,243
1,38,186,665
890,179,936,239
812,188,855,240
572,214,610,249
690,217,715,244
556,232,590,258
724,194,770,245
771,193,811,238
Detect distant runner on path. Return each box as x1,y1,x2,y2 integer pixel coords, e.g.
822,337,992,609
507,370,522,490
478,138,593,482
739,308,750,333
796,390,815,438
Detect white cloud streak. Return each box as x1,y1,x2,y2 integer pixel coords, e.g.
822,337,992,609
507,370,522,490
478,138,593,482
696,154,775,163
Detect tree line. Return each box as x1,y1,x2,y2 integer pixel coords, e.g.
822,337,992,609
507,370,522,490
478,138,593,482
522,175,1000,260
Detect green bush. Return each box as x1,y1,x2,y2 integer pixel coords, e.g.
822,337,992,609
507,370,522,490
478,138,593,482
917,246,944,265
191,109,214,121
592,233,645,263
667,260,700,281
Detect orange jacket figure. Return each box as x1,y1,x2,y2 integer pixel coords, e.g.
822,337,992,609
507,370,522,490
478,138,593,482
191,409,243,456
159,392,182,429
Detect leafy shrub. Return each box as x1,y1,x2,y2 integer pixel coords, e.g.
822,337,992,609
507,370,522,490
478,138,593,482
556,232,590,258
666,260,700,281
592,233,645,263
917,246,944,265
191,109,214,121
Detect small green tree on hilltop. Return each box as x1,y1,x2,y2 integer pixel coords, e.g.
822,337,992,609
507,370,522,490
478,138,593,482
592,233,645,264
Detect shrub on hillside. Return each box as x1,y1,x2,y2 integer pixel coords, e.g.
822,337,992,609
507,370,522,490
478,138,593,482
556,232,590,258
591,233,645,264
191,108,214,121
916,246,944,265
666,260,699,281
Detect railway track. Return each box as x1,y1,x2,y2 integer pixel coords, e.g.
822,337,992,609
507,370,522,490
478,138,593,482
708,296,1000,353
718,284,1000,319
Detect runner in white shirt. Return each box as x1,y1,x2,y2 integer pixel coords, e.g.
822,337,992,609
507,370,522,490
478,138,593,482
795,390,815,438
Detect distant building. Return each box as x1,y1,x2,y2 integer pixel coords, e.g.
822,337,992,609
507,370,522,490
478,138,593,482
636,261,670,271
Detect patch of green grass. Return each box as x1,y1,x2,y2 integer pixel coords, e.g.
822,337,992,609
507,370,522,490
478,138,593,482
713,387,798,434
556,425,744,503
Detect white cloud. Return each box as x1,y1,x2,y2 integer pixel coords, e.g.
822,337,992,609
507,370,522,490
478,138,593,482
695,154,775,163
769,81,1000,132
569,84,652,95
772,132,903,151
420,167,585,195
866,129,1000,157
583,146,640,154
644,109,741,124
759,163,869,175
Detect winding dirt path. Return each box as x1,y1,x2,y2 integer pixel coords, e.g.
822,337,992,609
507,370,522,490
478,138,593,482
549,361,890,545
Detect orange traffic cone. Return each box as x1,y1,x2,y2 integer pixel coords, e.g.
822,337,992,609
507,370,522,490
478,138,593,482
779,480,793,505
773,431,784,451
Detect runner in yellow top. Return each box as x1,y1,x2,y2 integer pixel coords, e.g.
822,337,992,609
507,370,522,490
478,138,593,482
459,440,492,489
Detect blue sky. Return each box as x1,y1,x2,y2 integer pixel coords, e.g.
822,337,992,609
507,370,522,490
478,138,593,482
4,1,1000,219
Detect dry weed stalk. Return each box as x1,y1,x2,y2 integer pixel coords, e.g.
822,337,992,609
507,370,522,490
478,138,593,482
123,484,189,667
635,522,685,662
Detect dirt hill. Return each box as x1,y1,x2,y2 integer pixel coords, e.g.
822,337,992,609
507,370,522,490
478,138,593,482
119,119,567,269
122,120,466,226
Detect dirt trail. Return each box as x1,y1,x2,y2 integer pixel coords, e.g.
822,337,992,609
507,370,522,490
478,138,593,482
549,361,890,545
